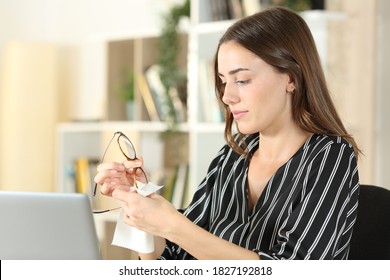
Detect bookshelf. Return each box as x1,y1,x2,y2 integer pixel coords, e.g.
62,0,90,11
56,0,337,205
56,0,229,208
56,2,338,259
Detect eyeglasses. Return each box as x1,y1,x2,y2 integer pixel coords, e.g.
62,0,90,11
92,131,148,214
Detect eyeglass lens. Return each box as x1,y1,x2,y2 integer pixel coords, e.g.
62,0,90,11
118,134,136,160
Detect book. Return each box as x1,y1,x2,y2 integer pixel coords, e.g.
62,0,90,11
161,167,178,202
143,64,187,123
168,86,187,123
227,0,245,19
181,164,192,208
74,157,96,194
136,71,160,122
144,64,174,122
171,163,189,209
210,0,231,21
198,59,224,122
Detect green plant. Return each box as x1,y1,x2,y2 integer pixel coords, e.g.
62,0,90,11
117,70,135,102
158,0,190,129
271,0,311,11
158,0,190,91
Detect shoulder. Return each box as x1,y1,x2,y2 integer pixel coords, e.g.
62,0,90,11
308,134,355,155
207,133,259,171
303,134,358,171
218,133,259,158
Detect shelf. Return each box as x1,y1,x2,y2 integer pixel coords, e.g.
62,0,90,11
58,121,225,134
56,1,232,210
58,121,182,133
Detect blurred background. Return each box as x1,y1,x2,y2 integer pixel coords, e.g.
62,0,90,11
0,0,389,195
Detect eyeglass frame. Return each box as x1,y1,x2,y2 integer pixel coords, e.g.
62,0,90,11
92,131,148,214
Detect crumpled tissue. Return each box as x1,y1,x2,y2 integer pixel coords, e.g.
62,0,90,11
111,182,163,253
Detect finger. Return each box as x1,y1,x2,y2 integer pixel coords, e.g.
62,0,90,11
134,168,148,183
123,159,143,170
122,212,136,228
97,162,125,172
100,176,134,195
100,180,119,195
94,168,123,186
112,187,138,202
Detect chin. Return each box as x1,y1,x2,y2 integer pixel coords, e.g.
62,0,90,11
236,124,257,135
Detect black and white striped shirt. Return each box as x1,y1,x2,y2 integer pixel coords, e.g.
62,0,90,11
159,133,360,260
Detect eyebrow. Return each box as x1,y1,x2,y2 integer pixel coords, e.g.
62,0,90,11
218,67,250,77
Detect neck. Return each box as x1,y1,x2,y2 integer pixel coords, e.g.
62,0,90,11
256,128,312,163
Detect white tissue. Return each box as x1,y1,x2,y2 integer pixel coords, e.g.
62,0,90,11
111,182,163,254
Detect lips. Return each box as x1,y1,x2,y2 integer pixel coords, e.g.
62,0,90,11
231,110,248,120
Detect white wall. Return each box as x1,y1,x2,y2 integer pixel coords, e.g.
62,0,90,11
0,0,183,120
0,0,184,191
0,0,180,43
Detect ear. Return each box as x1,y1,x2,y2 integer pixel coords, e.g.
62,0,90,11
286,75,296,93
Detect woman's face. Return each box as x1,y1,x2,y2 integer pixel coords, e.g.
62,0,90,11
218,41,295,136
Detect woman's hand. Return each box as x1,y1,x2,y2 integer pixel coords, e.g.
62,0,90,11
112,188,180,238
94,159,144,196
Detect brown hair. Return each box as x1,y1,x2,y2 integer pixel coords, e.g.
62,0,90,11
213,7,361,158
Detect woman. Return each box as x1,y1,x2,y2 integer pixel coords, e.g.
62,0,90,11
95,7,360,260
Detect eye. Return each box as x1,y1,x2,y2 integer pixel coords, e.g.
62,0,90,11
236,79,250,86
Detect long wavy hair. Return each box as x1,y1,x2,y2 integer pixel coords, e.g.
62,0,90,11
213,7,361,158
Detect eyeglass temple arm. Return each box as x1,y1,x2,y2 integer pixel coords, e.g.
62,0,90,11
92,206,121,214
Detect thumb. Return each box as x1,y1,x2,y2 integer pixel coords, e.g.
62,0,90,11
112,185,134,202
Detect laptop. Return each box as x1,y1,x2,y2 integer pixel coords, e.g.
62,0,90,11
0,191,101,259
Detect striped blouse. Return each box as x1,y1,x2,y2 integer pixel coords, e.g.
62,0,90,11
159,133,360,260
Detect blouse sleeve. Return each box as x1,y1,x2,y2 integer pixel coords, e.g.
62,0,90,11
158,145,231,260
256,140,359,260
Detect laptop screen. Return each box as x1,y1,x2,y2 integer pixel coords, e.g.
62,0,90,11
0,191,101,259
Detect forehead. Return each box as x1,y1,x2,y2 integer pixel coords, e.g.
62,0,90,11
218,41,258,60
217,41,266,73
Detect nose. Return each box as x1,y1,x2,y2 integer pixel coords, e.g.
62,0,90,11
222,82,240,105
